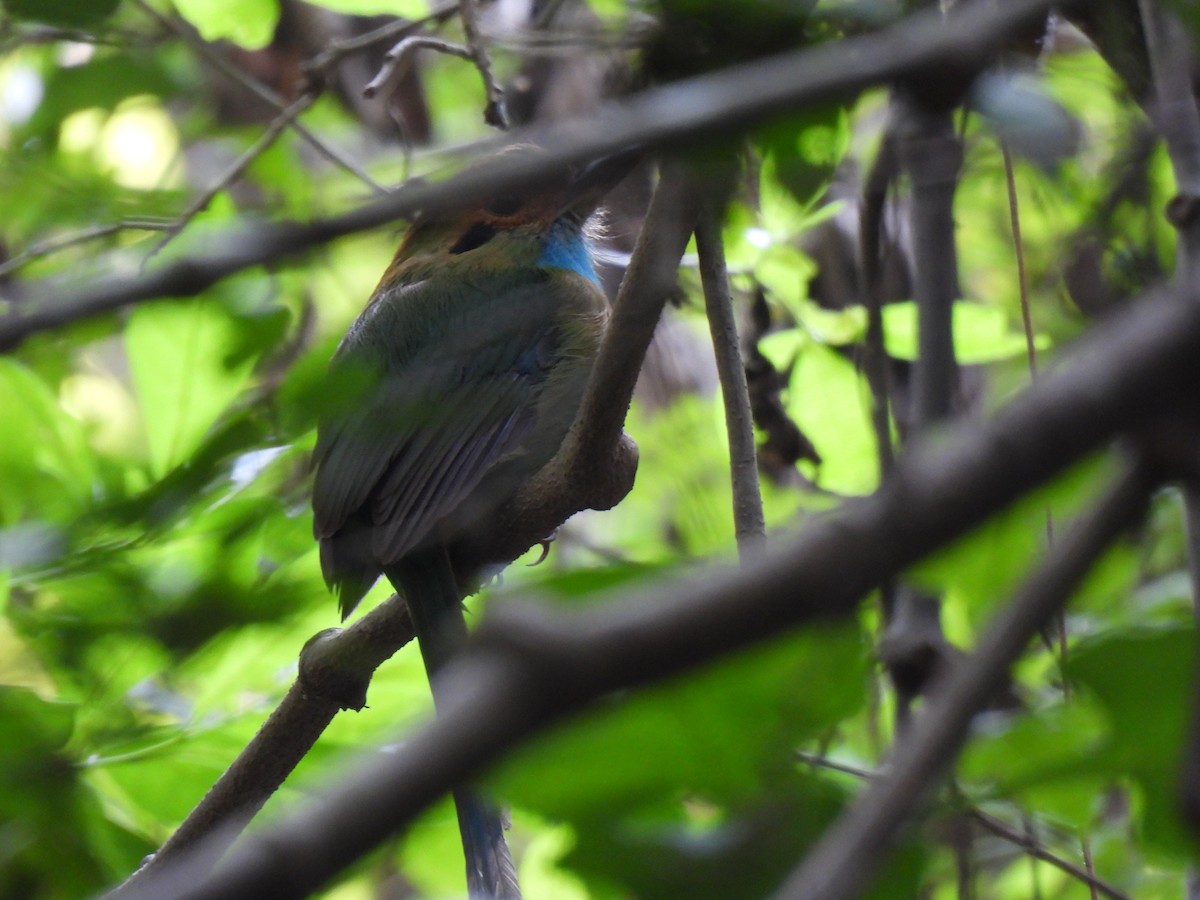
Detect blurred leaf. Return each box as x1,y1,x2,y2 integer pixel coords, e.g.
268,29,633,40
0,360,95,525
125,299,259,478
910,455,1117,630
24,53,177,145
558,771,925,900
882,301,1051,364
787,343,878,494
491,623,868,817
173,0,279,49
970,70,1081,170
1,0,120,27
757,103,851,206
1066,625,1196,857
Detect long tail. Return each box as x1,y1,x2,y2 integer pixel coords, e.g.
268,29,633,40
386,551,521,900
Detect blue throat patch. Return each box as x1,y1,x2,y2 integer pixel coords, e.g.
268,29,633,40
538,221,599,283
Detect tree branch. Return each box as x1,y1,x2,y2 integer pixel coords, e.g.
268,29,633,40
449,160,705,576
696,199,766,559
112,278,1200,900
774,461,1154,899
112,597,417,896
113,159,701,894
0,0,1065,352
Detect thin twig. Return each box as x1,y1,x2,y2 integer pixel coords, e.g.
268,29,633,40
459,0,508,129
306,1,459,69
1001,142,1038,378
1080,838,1101,900
112,279,1200,900
797,753,1132,900
145,93,317,262
363,36,474,99
695,200,766,560
132,0,386,195
969,812,1129,900
0,219,174,280
0,0,1066,351
773,462,1153,900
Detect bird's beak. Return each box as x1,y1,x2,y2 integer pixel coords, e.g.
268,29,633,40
561,146,643,219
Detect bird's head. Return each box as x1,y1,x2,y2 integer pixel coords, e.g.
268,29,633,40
379,145,639,286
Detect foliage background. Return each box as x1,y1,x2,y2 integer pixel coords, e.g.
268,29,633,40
0,0,1196,898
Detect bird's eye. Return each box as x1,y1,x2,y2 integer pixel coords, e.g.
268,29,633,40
484,194,522,217
450,221,497,254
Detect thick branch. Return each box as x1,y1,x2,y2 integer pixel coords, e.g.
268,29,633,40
0,0,1063,351
773,461,1153,900
115,163,701,892
115,280,1200,900
898,98,963,429
1137,0,1200,834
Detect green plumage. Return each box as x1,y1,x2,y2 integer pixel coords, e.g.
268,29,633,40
311,158,618,899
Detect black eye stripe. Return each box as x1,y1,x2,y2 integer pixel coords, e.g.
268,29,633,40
449,221,497,254
484,195,522,217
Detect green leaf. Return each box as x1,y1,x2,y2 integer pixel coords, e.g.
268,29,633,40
757,103,851,207
0,360,95,525
25,54,177,144
490,624,867,817
881,300,1050,364
909,455,1120,629
173,0,279,49
1,0,121,28
787,343,878,494
125,300,258,478
1066,625,1196,857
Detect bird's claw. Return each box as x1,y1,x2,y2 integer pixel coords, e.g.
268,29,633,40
527,530,558,566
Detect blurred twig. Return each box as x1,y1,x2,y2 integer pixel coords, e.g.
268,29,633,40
0,219,174,280
776,461,1153,900
114,279,1200,900
0,0,1066,351
132,0,386,195
144,93,318,261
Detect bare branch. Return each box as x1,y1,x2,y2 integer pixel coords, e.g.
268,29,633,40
0,219,174,280
1,0,1065,351
798,754,1132,900
112,278,1200,900
459,0,508,128
113,597,417,896
145,93,318,261
696,200,766,559
774,462,1153,900
362,36,474,99
132,0,386,195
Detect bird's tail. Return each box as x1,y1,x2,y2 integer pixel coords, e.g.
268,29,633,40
386,552,521,900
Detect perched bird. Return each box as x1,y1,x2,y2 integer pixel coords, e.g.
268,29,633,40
311,147,628,898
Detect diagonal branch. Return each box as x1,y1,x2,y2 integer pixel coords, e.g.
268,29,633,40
111,159,702,895
773,461,1154,899
0,0,1065,352
111,597,417,896
113,278,1200,900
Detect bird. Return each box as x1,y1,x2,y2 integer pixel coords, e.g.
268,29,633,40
310,147,630,899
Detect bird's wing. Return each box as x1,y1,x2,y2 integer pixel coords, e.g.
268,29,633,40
311,275,562,567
